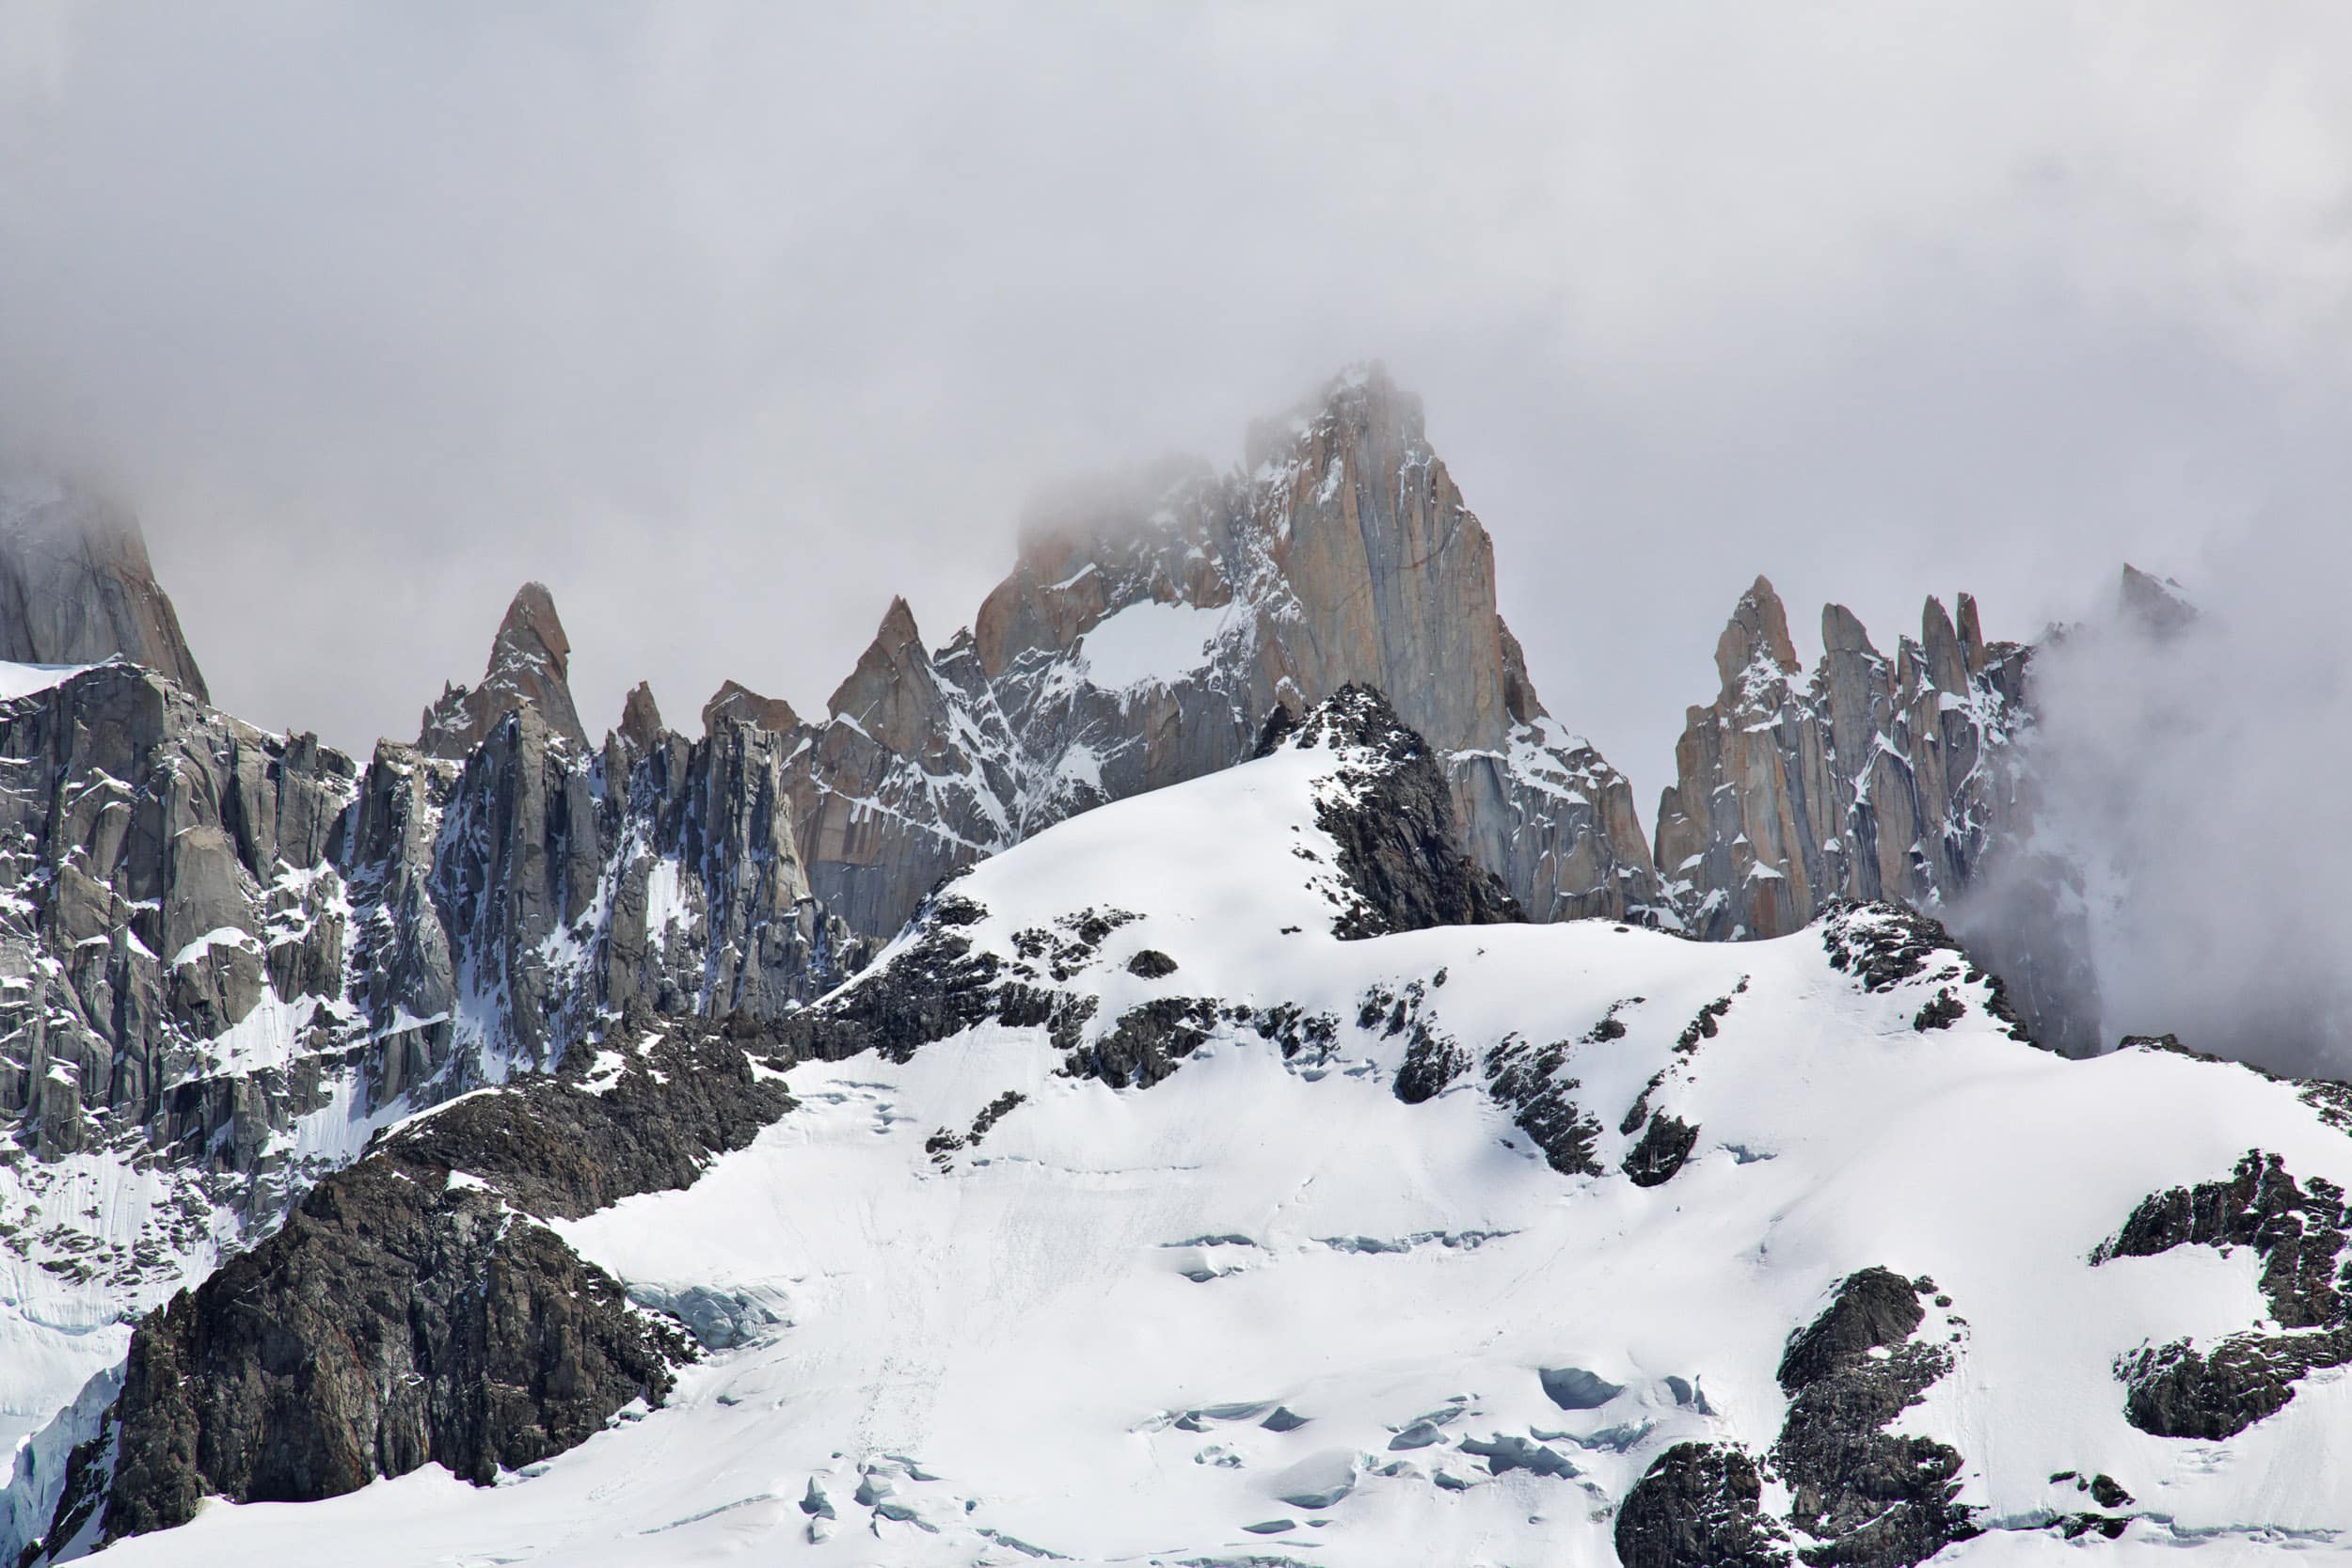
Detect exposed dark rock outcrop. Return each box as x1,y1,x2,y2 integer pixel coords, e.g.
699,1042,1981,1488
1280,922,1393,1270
102,1163,686,1540
1623,1113,1699,1188
0,478,208,701
1065,997,1222,1089
376,1007,796,1220
1820,902,2033,1043
1484,1034,1602,1176
53,1010,794,1553
2096,1149,2352,1439
926,1088,1027,1170
1614,1442,1790,1568
778,898,1065,1068
1265,684,1524,939
1770,1268,1978,1567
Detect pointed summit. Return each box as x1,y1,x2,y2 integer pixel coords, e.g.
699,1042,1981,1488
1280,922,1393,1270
618,681,664,751
417,581,590,758
2119,563,2196,638
824,596,956,761
1713,577,1802,693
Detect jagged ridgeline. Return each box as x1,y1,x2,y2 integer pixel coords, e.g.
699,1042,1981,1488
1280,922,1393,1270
12,679,2352,1567
0,367,2100,1199
0,367,2233,1566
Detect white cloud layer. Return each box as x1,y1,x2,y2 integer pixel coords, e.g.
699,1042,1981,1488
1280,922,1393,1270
4,2,2351,1059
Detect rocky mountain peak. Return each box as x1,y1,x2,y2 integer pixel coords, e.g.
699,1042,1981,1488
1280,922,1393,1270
1242,360,1415,475
1712,575,1802,694
701,678,799,736
2119,562,2196,637
619,681,664,751
761,365,1662,940
416,580,590,759
824,596,957,763
1655,583,2074,1044
0,476,209,701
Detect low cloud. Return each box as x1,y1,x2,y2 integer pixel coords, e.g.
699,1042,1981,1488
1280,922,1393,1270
4,5,2352,1065
1960,490,2352,1072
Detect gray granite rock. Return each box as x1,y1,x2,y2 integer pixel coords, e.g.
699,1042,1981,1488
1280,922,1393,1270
417,582,590,759
0,478,208,700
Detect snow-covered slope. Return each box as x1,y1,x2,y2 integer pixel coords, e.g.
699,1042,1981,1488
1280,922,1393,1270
40,690,2352,1566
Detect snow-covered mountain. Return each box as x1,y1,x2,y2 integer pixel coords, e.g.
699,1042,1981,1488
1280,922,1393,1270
0,384,2329,1567
13,687,2352,1565
0,629,865,1480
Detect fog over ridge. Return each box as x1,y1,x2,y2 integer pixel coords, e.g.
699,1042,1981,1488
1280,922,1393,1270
1970,495,2352,1075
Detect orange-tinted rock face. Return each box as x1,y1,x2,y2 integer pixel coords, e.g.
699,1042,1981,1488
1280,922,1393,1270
761,365,1664,940
1653,576,2038,947
699,679,800,737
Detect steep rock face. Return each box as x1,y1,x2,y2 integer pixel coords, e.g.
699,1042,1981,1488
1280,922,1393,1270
0,600,866,1470
0,583,859,1168
0,479,208,702
1261,686,1524,940
1645,577,2114,1053
79,1011,791,1551
700,678,798,736
770,366,1661,942
417,583,590,759
1655,577,2029,945
0,662,358,1184
783,596,1011,940
102,1164,683,1537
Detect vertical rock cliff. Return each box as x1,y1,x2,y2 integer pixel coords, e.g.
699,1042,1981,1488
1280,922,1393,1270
1648,577,2096,1051
1653,577,2030,942
0,582,866,1448
761,364,1663,941
0,479,209,702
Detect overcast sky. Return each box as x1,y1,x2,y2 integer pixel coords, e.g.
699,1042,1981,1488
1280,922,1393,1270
3,3,2348,810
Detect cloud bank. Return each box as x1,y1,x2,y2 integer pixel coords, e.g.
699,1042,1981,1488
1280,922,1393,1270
4,2,2351,1061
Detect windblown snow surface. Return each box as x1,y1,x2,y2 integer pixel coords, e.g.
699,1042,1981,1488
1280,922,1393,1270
0,662,98,703
59,737,2352,1565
